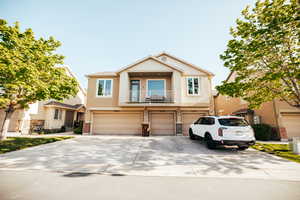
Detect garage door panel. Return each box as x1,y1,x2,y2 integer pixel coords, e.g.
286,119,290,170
93,113,142,135
281,114,300,138
151,113,174,136
182,113,204,136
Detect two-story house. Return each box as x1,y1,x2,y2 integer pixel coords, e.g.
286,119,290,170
84,52,214,136
214,71,300,140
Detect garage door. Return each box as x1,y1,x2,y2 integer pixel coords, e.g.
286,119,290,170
182,113,204,136
151,113,175,135
281,114,300,138
92,112,142,135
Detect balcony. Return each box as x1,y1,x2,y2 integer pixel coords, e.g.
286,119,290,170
127,90,175,104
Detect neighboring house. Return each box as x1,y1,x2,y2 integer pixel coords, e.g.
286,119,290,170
0,66,86,134
214,71,300,140
84,52,215,136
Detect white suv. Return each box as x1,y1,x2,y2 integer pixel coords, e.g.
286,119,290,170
189,116,256,150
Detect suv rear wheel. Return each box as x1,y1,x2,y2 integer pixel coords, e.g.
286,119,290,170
189,128,196,140
205,134,216,149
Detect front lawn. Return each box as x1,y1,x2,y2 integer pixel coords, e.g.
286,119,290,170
252,143,300,164
0,136,73,154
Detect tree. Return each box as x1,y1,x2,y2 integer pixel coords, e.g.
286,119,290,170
0,19,78,140
216,0,300,109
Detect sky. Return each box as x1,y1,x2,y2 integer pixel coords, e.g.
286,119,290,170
0,0,256,89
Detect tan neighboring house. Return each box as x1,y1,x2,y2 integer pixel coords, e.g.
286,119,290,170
84,52,215,136
214,71,300,140
0,66,86,134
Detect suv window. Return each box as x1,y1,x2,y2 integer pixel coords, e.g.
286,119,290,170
194,117,203,124
201,117,215,125
218,118,248,127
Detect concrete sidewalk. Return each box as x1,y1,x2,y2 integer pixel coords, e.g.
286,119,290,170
0,136,300,181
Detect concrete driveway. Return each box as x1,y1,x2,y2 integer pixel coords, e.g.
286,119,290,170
0,136,300,181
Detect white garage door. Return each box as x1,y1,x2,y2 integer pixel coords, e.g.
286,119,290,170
182,113,204,136
281,114,300,138
93,112,142,135
151,113,175,136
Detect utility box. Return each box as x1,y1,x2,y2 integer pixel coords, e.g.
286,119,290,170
142,123,150,137
289,137,300,155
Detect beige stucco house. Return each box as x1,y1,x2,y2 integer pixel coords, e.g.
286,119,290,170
0,66,86,134
214,71,300,140
84,52,215,136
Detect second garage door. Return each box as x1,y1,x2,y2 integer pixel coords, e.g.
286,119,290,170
151,112,175,136
182,113,204,136
281,114,300,138
92,112,142,135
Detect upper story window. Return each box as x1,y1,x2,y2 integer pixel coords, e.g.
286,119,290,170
96,79,113,97
187,77,200,95
54,109,62,120
147,79,165,97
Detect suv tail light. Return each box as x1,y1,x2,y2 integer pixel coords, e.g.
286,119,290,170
218,127,227,136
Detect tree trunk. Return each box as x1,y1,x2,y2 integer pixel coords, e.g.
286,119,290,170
0,107,15,140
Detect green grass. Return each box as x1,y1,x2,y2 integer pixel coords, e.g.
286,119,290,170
0,136,73,154
252,143,300,164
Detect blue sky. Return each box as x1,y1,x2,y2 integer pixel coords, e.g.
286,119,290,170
0,0,256,88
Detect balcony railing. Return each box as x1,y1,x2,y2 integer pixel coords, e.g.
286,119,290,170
127,90,175,103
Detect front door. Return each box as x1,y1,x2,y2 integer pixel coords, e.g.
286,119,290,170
65,110,74,128
130,80,140,102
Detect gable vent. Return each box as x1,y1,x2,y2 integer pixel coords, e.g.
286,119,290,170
161,56,167,62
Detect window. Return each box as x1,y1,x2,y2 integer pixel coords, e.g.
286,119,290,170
96,79,113,97
54,109,62,120
218,118,248,127
147,80,165,97
187,77,200,95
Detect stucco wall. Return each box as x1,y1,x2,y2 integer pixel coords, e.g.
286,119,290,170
157,55,205,75
87,57,212,108
128,59,174,72
87,76,120,108
215,94,278,126
0,109,23,132
180,76,211,106
44,107,66,129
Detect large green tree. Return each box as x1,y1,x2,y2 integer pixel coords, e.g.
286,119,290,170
0,19,78,140
217,0,300,109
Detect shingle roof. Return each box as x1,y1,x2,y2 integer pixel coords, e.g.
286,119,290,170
86,71,118,77
44,101,84,110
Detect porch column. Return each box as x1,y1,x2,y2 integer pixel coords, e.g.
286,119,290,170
176,109,182,136
83,110,91,135
142,109,150,136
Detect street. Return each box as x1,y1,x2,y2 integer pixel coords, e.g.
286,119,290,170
0,171,299,200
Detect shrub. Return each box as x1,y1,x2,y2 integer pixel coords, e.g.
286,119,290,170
251,124,274,141
60,126,66,133
73,127,82,134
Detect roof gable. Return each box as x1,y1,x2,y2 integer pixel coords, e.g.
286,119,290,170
155,52,214,76
116,56,184,74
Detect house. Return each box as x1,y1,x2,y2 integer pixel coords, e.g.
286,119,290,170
0,66,86,134
214,71,300,140
84,52,215,136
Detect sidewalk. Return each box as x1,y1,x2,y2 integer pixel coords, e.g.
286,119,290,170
5,132,78,137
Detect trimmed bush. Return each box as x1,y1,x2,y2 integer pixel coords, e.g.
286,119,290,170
60,126,66,133
73,127,82,134
73,121,83,134
251,124,274,141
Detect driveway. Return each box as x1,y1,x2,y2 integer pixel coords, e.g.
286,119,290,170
0,136,300,180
